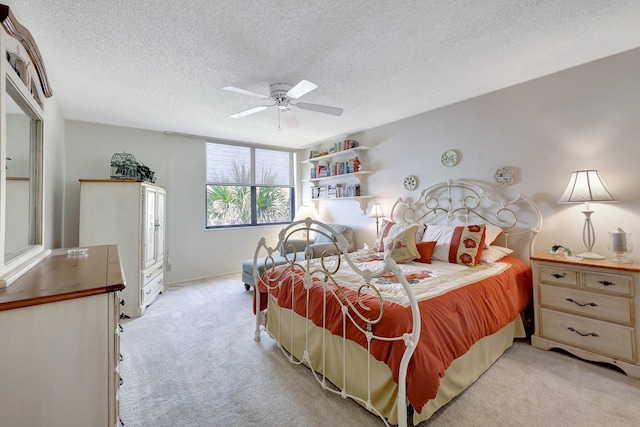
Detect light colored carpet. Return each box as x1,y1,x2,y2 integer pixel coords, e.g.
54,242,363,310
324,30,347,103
120,274,640,426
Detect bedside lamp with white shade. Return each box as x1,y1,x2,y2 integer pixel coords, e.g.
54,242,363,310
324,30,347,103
368,201,385,235
558,169,616,259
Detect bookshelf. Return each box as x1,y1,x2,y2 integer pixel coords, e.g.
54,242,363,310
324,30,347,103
303,143,373,213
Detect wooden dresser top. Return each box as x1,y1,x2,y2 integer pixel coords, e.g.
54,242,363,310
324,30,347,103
0,245,125,311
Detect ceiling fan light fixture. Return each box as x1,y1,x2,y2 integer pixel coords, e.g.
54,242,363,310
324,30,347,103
223,80,342,128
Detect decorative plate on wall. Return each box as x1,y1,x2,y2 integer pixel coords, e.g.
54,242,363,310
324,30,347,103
494,166,516,185
403,175,417,191
441,150,459,167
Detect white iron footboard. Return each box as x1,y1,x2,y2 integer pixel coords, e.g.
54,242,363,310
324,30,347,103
254,219,420,427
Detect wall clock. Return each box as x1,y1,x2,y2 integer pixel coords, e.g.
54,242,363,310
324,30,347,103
441,150,459,167
403,175,417,191
494,166,516,185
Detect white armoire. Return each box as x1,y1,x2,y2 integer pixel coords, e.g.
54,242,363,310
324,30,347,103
79,179,166,317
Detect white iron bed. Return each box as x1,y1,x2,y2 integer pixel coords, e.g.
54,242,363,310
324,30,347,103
253,180,542,426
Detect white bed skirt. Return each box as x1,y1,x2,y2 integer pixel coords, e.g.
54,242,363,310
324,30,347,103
266,293,525,425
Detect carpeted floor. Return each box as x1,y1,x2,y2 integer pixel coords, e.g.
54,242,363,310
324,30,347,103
119,274,640,426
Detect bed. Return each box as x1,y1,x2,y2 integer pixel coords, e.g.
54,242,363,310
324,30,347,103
252,180,542,426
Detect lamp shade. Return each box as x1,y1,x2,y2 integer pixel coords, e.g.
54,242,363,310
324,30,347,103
293,205,318,221
368,202,384,219
558,170,616,203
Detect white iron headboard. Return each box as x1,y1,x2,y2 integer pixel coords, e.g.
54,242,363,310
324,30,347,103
389,180,543,261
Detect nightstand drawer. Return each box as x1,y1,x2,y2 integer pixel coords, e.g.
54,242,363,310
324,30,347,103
584,272,633,296
538,265,578,287
539,308,635,362
540,284,633,324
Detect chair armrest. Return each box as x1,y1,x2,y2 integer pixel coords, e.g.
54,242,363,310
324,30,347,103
279,238,310,255
310,242,341,258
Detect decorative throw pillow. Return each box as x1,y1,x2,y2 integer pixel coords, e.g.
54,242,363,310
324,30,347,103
484,223,503,248
422,224,486,266
479,245,513,264
373,219,400,252
383,226,420,264
415,241,437,263
373,219,427,252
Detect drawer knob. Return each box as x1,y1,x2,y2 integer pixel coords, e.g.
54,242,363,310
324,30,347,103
567,327,599,338
566,298,598,308
551,273,566,279
598,280,615,287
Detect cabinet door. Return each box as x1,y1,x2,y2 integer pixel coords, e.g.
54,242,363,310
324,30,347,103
143,186,157,269
156,189,166,261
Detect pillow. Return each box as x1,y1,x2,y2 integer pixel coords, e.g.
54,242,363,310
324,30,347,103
373,219,427,252
373,219,397,252
422,224,486,266
383,226,420,264
484,224,503,248
479,245,514,264
415,241,437,264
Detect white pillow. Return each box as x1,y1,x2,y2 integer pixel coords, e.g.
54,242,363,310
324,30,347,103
484,224,503,248
479,245,513,264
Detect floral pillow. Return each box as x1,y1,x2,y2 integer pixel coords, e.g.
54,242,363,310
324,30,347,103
421,224,486,266
373,219,426,252
383,226,420,264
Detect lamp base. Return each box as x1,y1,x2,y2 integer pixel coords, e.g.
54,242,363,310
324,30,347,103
576,251,605,260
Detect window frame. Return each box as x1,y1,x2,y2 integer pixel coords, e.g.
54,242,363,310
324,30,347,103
205,141,296,229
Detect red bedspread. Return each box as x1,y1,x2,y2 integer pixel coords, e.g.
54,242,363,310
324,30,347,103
254,256,532,412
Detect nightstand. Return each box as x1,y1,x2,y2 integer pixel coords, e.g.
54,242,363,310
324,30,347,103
531,252,640,378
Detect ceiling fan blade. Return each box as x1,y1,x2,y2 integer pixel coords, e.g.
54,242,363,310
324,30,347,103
295,102,343,116
223,86,270,99
286,80,317,99
282,108,299,128
230,106,268,118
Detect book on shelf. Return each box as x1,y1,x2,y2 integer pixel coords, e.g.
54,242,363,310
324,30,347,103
311,184,360,199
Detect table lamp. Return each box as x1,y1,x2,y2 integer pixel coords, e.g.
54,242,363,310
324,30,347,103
368,201,385,235
558,169,616,259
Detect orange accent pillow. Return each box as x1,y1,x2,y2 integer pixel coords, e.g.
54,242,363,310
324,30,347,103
415,241,437,264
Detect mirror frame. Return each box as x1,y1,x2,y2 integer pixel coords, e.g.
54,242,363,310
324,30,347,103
0,5,52,287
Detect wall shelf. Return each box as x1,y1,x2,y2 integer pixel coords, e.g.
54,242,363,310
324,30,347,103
302,146,370,164
308,196,373,213
303,144,373,214
303,171,372,184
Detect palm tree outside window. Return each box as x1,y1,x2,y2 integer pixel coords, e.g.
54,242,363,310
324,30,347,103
205,142,295,228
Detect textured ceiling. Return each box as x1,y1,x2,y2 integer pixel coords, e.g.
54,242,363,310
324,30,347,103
5,1,640,149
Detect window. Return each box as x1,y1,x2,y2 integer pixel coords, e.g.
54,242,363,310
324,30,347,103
205,141,295,228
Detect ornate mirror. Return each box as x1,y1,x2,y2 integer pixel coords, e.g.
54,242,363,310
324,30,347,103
0,5,52,286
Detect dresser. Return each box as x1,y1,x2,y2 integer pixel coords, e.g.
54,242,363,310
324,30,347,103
531,252,640,378
79,180,166,318
0,245,124,427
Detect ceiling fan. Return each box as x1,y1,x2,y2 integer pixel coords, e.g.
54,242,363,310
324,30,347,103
223,80,343,129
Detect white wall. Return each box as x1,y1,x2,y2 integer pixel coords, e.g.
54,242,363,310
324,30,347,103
63,123,283,283
302,47,640,259
62,48,640,283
